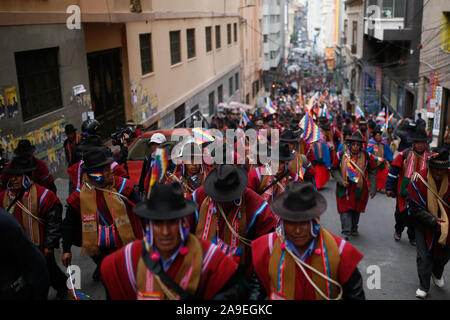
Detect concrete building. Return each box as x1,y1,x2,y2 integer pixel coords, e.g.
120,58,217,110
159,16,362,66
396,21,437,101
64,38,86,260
263,0,284,88
240,0,265,106
416,0,450,145
362,0,423,118
0,0,243,177
341,0,365,113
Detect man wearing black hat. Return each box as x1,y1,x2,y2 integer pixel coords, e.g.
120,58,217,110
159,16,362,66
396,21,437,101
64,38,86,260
358,118,370,150
386,129,429,245
67,136,128,194
0,156,67,299
407,147,450,299
62,147,143,281
249,182,365,300
248,143,304,210
189,164,276,290
331,131,378,240
63,124,81,167
100,182,239,300
0,140,57,194
280,129,315,182
395,119,416,152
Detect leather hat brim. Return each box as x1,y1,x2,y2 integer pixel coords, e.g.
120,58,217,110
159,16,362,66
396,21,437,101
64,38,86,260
411,138,428,142
81,157,114,170
280,137,301,143
204,166,248,202
270,152,296,161
133,198,198,220
271,191,327,222
14,146,35,156
428,160,450,169
347,138,365,143
4,165,37,175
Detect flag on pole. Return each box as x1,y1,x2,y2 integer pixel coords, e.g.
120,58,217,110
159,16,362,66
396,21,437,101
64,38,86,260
376,109,386,123
146,148,169,199
241,111,250,126
264,97,277,116
299,113,323,143
193,127,215,144
355,106,364,119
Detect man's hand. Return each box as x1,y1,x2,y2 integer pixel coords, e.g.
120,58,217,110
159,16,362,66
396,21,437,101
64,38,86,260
342,181,349,188
44,248,54,257
370,192,376,199
386,190,395,198
62,253,72,267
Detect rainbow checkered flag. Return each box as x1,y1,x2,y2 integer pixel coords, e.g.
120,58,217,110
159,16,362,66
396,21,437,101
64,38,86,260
355,106,364,119
299,113,323,143
376,109,386,123
241,111,250,126
346,157,359,183
146,148,169,199
264,97,277,116
193,127,215,144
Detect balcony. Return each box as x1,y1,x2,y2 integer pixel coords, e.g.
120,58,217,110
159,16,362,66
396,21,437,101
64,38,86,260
364,17,405,41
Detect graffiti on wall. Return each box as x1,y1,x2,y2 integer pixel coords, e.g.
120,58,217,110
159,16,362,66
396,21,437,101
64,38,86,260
0,118,68,174
0,87,19,120
131,81,158,124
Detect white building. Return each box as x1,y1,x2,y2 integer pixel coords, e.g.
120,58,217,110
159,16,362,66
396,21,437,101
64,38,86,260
263,0,284,71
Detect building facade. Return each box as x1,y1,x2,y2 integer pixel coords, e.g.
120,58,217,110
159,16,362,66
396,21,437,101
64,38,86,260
0,0,244,177
417,0,450,145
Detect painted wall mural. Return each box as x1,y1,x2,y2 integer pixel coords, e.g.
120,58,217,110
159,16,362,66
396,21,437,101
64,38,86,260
131,81,158,124
0,118,68,174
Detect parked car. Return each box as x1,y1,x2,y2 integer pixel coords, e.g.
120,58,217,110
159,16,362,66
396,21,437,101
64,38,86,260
126,128,193,184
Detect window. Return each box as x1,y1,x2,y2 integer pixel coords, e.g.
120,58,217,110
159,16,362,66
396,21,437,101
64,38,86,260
218,85,223,103
229,77,233,95
234,23,238,42
170,30,181,65
216,25,221,49
208,91,215,116
442,12,450,52
246,93,250,105
352,21,358,54
15,47,63,121
205,26,212,52
186,28,196,59
175,103,185,126
227,24,232,45
343,20,348,45
264,35,268,43
235,73,239,90
139,33,153,75
382,0,405,18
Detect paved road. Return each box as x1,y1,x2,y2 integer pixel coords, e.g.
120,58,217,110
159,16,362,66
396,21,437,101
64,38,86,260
52,176,450,300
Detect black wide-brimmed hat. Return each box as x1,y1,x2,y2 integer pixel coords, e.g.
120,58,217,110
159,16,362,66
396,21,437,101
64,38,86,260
204,164,248,202
289,119,304,136
77,135,104,152
4,156,37,175
318,117,331,129
14,139,36,157
65,124,77,134
411,129,428,142
271,182,327,222
280,129,301,143
180,142,203,158
81,147,113,171
270,142,296,161
373,126,383,136
428,147,450,169
134,182,198,220
347,130,365,143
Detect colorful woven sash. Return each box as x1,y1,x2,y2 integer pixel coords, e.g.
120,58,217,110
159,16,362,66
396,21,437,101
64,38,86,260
339,152,366,199
268,229,340,300
136,234,203,300
400,151,427,197
80,177,135,256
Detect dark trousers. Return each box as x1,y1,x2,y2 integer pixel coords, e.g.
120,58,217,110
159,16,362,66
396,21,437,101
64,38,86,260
340,210,360,235
394,202,415,240
414,222,450,292
46,253,67,292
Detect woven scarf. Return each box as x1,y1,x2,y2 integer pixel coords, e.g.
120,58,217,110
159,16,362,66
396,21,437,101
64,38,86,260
135,234,203,300
400,151,427,197
268,228,340,300
3,184,39,246
195,197,248,263
80,178,135,256
426,171,449,246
